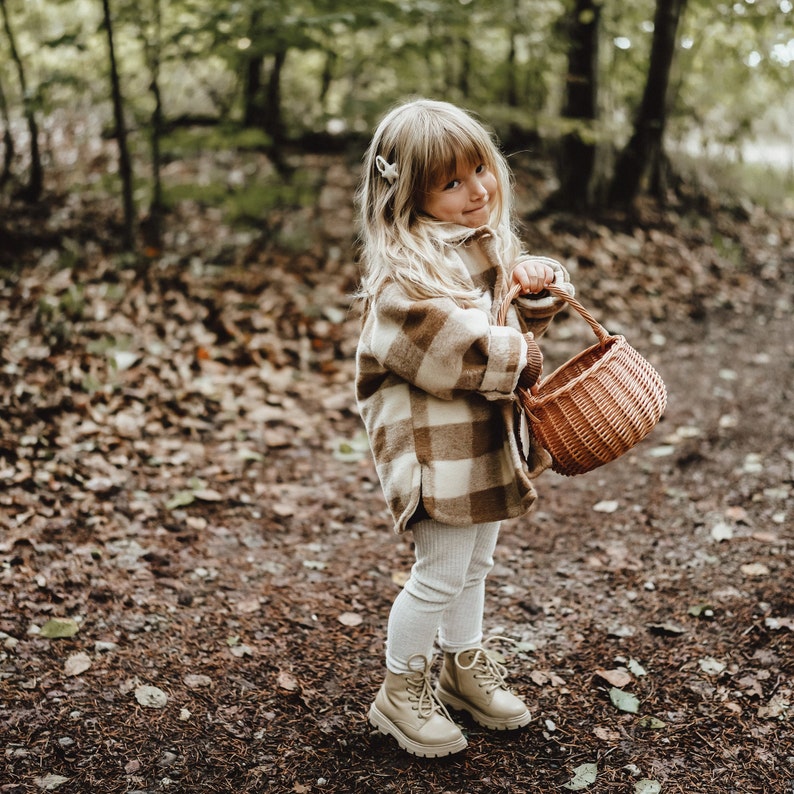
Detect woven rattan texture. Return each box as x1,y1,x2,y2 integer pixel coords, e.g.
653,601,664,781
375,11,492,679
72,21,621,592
502,283,667,476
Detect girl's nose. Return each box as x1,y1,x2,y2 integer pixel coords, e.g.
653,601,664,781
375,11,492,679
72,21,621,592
472,178,488,197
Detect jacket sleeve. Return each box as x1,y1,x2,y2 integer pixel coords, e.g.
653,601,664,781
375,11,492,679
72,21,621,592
365,285,527,401
512,257,574,339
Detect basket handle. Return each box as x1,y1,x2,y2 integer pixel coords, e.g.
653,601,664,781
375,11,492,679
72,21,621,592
498,282,611,346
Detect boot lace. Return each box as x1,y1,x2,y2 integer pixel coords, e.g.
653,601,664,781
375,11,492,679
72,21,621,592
453,636,515,695
405,654,456,721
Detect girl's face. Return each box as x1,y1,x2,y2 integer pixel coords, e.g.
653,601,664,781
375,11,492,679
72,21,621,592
420,161,498,228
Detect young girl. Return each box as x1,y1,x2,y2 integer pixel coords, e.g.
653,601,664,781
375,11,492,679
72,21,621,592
355,98,574,758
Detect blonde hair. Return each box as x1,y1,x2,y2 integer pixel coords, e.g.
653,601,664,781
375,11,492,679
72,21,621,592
356,98,522,304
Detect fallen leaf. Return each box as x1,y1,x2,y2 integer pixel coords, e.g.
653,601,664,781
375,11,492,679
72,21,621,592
165,490,195,510
741,453,763,474
595,668,632,688
740,562,770,577
134,685,168,708
710,522,733,541
193,488,223,501
337,611,363,627
278,671,300,692
593,726,621,741
184,674,213,689
40,618,80,639
648,622,686,636
609,687,640,713
235,598,262,615
757,694,790,720
638,715,666,729
331,432,370,462
530,669,566,687
272,502,295,517
688,604,715,619
627,659,647,677
635,781,662,794
64,652,92,677
607,624,636,638
237,448,265,462
110,350,138,371
699,657,727,676
648,444,676,457
34,774,70,791
562,762,598,790
764,617,794,631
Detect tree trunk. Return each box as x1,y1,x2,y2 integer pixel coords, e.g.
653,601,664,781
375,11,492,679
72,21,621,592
243,54,265,126
0,76,13,187
101,0,136,251
0,0,42,201
242,11,265,128
142,0,164,253
505,0,521,106
607,0,688,208
319,49,336,109
264,48,287,144
459,37,471,98
548,0,601,212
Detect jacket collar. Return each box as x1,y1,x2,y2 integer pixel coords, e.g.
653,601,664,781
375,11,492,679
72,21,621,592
432,222,496,245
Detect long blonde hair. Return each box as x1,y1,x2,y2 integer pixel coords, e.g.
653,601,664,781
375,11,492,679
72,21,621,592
356,98,522,304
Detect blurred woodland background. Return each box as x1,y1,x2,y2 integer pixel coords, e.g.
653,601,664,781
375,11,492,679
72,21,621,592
0,0,793,261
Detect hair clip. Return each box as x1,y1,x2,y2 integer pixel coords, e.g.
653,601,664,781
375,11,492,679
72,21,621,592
375,155,399,185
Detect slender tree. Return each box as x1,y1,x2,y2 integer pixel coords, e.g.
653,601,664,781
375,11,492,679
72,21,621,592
547,0,601,212
0,0,42,200
0,76,13,186
101,0,136,251
607,0,688,208
139,0,164,253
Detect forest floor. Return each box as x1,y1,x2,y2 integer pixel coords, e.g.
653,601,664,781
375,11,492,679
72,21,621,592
1,149,793,794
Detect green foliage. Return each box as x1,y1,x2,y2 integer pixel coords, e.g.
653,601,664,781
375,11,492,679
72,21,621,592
161,125,272,158
673,151,794,213
0,0,791,208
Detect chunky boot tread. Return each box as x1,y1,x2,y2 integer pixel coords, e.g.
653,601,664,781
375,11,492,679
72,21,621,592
435,684,531,730
369,702,468,757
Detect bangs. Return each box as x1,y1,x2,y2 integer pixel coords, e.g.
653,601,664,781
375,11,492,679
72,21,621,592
421,123,493,193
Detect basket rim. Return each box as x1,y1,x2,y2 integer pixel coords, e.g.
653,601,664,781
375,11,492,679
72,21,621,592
525,334,626,408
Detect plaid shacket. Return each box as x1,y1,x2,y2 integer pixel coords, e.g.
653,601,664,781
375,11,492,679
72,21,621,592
356,224,571,533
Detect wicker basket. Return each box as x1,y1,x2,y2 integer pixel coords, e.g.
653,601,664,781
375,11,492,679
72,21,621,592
500,283,667,476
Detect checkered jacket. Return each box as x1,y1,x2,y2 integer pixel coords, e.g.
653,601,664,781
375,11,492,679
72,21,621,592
356,225,572,533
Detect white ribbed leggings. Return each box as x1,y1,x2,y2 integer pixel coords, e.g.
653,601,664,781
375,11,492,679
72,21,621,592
386,518,501,675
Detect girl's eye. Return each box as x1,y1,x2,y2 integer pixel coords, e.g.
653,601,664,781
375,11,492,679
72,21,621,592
476,164,486,174
443,179,460,190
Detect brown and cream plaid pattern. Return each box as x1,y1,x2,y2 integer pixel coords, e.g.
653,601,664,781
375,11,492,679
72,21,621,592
356,225,571,533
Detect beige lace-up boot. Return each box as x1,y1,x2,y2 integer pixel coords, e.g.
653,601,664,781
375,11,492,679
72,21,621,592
369,655,468,757
435,641,531,730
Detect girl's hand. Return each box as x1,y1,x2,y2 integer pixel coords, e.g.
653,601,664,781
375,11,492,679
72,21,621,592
511,257,556,294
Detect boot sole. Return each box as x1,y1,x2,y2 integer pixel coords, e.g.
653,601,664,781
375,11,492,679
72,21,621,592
435,686,531,731
368,703,468,758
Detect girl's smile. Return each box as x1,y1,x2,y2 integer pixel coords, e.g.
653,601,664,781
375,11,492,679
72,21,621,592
421,163,497,228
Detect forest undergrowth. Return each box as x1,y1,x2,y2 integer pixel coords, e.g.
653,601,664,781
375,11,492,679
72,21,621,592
1,151,793,793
